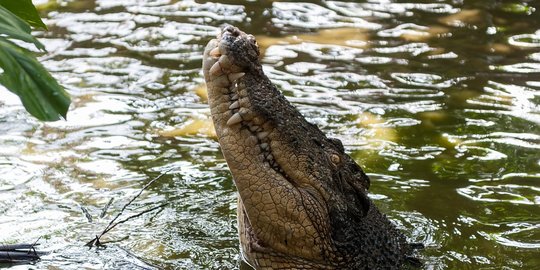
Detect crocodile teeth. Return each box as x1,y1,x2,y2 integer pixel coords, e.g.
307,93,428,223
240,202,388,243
228,72,245,82
257,132,269,140
217,87,230,94
260,143,268,150
230,93,239,101
218,54,232,68
209,62,223,76
229,100,240,110
227,112,243,126
212,74,230,87
209,47,221,58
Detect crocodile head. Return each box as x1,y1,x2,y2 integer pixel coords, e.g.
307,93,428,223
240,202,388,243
203,26,411,269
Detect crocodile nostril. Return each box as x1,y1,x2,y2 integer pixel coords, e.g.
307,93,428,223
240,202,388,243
224,25,240,36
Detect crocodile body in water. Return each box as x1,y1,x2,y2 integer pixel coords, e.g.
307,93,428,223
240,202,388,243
203,26,418,269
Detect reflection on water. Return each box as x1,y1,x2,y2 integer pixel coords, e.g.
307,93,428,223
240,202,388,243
1,0,539,269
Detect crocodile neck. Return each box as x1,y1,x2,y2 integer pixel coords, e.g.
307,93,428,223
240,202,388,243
202,26,412,269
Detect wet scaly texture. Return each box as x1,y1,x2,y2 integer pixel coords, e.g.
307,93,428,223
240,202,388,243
0,0,539,269
203,26,412,269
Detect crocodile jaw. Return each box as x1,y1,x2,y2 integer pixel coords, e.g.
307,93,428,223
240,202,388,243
201,27,409,269
202,27,332,266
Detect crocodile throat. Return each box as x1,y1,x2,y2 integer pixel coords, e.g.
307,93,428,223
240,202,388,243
202,26,414,270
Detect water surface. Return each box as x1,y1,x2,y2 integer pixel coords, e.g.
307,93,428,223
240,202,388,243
1,0,539,269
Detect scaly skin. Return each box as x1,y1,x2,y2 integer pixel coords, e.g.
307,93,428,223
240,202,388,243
203,26,414,269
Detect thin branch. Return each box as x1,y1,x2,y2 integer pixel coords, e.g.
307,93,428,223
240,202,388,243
81,206,93,223
101,203,169,237
85,168,173,247
100,198,114,218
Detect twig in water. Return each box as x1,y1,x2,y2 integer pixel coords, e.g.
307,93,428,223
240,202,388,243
81,206,93,223
100,198,114,218
99,203,169,238
85,168,173,248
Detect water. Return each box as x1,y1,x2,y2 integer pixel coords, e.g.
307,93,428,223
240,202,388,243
1,0,539,269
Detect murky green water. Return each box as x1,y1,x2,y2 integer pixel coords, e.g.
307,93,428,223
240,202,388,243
1,0,539,269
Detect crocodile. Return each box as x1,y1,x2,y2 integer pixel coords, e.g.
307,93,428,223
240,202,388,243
203,26,418,269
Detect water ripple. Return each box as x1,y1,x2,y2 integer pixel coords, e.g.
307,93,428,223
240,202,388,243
266,42,363,61
361,2,458,14
458,184,540,205
446,132,540,149
390,73,467,89
272,2,381,30
111,22,218,53
374,42,435,56
127,1,246,22
466,81,540,124
380,145,446,160
1,0,539,269
0,157,44,191
480,223,540,249
53,12,137,37
508,30,540,48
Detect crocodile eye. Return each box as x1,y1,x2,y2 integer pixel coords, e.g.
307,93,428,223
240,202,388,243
330,154,341,165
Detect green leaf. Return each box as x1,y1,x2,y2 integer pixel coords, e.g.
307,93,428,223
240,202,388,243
0,0,47,29
0,38,70,121
0,5,45,51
